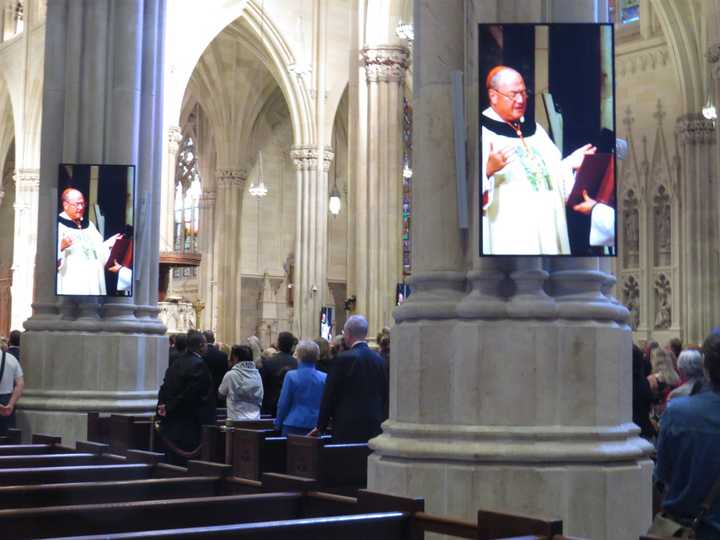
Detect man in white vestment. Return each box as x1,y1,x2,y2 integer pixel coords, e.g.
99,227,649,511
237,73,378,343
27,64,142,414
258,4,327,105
481,66,596,255
57,188,125,295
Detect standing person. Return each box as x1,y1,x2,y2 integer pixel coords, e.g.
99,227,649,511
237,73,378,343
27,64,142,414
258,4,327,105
309,315,388,443
481,66,597,255
275,340,326,436
652,334,720,539
260,332,298,416
56,188,125,295
218,345,263,421
202,330,229,402
156,330,215,465
0,346,24,435
7,330,21,362
668,350,707,401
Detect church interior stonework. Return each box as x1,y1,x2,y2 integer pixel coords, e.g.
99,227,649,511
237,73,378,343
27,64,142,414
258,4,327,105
0,1,718,539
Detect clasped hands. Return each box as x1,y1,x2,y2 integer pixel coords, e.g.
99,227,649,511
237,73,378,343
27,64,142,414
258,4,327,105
0,403,13,417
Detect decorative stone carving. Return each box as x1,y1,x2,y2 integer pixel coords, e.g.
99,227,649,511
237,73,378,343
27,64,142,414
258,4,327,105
168,125,183,156
654,274,672,330
622,275,640,330
706,43,720,79
653,185,671,266
616,47,669,78
676,114,716,145
622,189,639,269
158,300,196,333
361,45,411,83
289,146,333,171
215,169,247,188
15,168,40,190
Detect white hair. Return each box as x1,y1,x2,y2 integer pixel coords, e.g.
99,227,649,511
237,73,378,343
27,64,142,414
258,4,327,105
295,339,320,363
677,350,704,380
344,315,369,340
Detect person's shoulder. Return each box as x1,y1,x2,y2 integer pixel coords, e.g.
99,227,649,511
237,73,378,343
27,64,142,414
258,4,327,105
3,351,19,367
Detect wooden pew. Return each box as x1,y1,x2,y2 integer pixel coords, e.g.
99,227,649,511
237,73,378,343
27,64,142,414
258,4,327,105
288,435,370,490
0,463,155,486
0,428,22,445
0,452,113,469
86,413,110,445
230,428,287,480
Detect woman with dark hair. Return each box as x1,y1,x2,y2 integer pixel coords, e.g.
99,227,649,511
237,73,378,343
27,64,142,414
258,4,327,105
218,345,264,421
632,343,657,440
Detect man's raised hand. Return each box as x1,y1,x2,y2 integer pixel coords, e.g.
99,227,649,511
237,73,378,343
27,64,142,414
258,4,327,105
60,235,73,251
565,143,597,171
486,142,516,178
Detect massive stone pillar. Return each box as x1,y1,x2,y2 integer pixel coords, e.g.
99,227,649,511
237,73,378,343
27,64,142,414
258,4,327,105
354,45,410,338
213,168,246,344
367,2,653,539
18,0,168,445
197,188,216,329
291,146,333,339
676,114,717,344
10,168,39,329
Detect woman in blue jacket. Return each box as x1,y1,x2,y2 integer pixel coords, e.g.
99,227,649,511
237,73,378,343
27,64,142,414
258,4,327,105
274,339,326,436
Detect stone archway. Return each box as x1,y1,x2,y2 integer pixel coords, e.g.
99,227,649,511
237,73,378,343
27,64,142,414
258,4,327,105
0,141,15,337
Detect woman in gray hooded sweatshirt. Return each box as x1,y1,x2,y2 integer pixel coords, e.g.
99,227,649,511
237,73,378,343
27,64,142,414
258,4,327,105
218,345,264,420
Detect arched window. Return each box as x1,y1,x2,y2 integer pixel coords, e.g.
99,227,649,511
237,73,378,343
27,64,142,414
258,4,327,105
609,0,640,25
173,136,202,278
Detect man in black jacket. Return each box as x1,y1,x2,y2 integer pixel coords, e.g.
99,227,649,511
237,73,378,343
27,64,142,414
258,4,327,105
157,330,216,465
202,330,228,401
261,331,297,416
310,315,388,443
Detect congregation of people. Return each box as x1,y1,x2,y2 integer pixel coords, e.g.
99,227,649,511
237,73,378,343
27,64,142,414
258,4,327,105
155,314,390,465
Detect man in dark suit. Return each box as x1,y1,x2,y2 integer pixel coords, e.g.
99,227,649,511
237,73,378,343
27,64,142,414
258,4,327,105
261,331,298,416
310,315,388,443
202,330,229,401
157,330,216,465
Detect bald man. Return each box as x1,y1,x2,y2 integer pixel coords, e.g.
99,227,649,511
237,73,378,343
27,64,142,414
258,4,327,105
57,188,124,295
481,66,596,255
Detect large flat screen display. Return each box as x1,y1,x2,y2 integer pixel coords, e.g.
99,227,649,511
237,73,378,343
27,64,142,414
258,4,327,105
56,164,135,297
479,23,616,256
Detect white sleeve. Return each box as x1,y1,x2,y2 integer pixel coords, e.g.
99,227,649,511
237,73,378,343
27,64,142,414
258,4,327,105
218,373,229,398
589,203,615,246
117,266,132,291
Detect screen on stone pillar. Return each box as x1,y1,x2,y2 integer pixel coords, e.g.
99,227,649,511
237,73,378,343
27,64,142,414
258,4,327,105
55,164,136,297
478,23,617,257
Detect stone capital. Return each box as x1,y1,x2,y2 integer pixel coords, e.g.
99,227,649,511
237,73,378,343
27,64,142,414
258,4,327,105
168,126,183,156
361,45,411,83
675,113,716,145
15,168,40,190
215,168,247,188
290,146,334,172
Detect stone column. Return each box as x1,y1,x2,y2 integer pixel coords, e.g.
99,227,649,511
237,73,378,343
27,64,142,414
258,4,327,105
367,2,653,539
197,188,216,329
19,0,167,445
675,113,718,343
160,125,182,252
291,145,333,339
213,168,246,343
10,168,39,329
353,45,409,337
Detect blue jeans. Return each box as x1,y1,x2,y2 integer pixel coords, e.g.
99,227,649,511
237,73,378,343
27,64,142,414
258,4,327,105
0,393,15,435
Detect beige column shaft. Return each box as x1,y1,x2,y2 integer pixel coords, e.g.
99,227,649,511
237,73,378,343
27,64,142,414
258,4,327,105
291,146,333,339
368,2,652,539
19,0,168,445
355,45,410,337
197,189,216,329
676,114,717,343
160,125,182,252
213,169,246,344
10,168,39,329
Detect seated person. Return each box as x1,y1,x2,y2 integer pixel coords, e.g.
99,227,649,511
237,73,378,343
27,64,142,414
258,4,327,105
274,340,326,436
218,345,264,421
654,333,720,539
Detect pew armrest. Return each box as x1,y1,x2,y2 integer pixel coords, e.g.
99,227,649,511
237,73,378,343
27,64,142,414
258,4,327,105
187,460,233,478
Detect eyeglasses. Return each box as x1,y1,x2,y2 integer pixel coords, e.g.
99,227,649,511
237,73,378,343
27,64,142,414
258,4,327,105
63,200,85,208
492,88,531,102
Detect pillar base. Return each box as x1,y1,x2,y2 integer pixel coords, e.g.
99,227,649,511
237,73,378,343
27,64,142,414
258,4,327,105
367,454,653,540
17,330,168,445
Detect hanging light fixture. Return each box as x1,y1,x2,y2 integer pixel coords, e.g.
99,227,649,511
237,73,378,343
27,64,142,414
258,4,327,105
249,150,268,198
703,96,717,121
329,131,341,215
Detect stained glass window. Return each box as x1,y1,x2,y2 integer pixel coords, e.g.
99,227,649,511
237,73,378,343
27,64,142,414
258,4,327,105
402,97,412,276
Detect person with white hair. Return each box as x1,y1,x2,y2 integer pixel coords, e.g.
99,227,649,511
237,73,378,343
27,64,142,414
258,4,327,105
668,350,707,401
274,339,326,436
309,315,389,443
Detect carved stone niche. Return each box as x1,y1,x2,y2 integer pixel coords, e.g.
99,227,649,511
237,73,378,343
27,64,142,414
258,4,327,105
654,273,672,330
623,190,640,269
653,185,671,267
623,275,640,331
